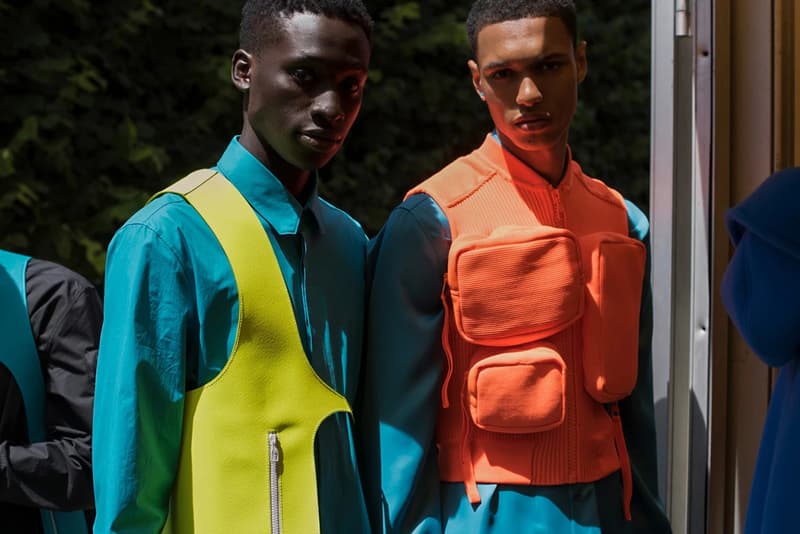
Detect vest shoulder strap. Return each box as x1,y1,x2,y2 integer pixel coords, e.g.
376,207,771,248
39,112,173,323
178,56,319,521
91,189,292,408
405,152,497,211
0,250,43,440
156,169,349,412
153,170,300,353
150,169,217,201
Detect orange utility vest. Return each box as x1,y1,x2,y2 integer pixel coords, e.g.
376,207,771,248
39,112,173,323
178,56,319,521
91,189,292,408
406,135,646,519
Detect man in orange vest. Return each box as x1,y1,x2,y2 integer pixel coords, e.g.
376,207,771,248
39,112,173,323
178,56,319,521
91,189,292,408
360,1,672,532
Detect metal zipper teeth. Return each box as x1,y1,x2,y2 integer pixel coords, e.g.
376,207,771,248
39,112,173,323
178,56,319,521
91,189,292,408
269,432,282,534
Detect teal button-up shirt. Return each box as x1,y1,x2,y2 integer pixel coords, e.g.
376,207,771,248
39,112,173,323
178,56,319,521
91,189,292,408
93,138,370,533
358,135,671,534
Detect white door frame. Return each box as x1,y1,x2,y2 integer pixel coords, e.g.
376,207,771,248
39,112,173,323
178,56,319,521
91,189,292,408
650,1,712,532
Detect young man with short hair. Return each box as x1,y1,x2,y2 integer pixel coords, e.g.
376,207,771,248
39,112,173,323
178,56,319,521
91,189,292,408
360,1,671,532
1,250,100,534
93,2,373,532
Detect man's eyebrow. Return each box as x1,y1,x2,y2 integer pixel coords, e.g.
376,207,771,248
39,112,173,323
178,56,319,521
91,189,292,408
288,52,368,68
537,52,571,61
483,60,511,70
483,52,571,71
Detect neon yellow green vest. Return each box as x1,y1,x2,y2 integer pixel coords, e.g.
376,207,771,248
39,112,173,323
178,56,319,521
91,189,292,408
156,170,352,534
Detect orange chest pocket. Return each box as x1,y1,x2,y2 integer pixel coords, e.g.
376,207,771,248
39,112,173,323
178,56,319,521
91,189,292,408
579,232,646,403
467,343,566,433
446,225,583,432
447,225,585,347
444,224,646,435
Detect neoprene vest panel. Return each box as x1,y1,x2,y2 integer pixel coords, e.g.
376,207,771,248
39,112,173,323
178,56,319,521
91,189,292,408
156,171,352,534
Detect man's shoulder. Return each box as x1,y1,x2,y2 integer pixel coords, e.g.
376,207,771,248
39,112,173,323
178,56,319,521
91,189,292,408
26,258,94,294
434,145,492,180
120,192,194,230
25,258,102,339
571,163,650,239
623,199,650,240
389,193,451,244
407,148,493,206
106,192,220,272
113,193,207,246
316,198,367,242
573,166,628,210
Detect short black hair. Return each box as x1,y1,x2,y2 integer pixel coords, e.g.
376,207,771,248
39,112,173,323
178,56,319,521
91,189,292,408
240,0,374,53
466,0,577,55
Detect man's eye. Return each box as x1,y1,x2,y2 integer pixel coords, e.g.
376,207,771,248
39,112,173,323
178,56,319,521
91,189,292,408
341,77,363,95
540,61,563,71
291,68,314,84
489,69,512,80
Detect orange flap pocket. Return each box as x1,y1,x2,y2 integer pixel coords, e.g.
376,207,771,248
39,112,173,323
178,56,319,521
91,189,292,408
448,225,584,346
467,344,566,433
580,232,646,403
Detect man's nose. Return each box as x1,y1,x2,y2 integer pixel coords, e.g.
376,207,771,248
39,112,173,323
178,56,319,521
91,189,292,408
516,77,543,106
312,89,346,126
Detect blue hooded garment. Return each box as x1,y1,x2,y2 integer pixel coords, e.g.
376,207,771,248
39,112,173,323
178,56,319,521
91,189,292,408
721,167,800,534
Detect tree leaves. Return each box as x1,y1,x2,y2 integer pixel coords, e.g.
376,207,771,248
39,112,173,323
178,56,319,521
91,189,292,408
0,0,649,286
0,0,240,285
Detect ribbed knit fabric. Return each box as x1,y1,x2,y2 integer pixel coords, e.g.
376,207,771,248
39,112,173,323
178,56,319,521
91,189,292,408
451,226,584,345
407,134,635,493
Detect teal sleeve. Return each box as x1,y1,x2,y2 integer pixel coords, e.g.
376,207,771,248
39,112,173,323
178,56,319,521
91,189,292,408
621,200,672,534
359,195,450,534
93,222,189,533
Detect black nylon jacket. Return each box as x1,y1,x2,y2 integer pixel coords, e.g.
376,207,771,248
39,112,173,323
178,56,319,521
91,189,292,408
0,259,100,533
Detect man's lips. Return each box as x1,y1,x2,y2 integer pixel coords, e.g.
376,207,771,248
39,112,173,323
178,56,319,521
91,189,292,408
299,130,343,151
513,113,552,131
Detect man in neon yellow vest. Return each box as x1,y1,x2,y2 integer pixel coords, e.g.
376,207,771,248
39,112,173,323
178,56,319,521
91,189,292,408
93,1,373,532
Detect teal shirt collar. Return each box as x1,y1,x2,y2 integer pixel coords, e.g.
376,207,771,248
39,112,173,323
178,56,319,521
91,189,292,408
215,137,325,236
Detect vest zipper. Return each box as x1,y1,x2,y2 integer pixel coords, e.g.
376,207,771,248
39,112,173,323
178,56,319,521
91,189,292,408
268,432,282,534
550,189,565,227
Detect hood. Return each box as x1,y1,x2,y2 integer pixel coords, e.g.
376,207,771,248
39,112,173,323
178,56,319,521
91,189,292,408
721,167,800,367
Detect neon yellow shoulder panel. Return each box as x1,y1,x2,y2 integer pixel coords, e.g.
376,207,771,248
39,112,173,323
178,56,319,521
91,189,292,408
158,170,351,534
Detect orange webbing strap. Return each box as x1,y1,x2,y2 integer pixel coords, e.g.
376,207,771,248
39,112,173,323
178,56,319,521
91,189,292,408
440,275,455,408
611,402,633,521
460,404,481,504
440,276,481,504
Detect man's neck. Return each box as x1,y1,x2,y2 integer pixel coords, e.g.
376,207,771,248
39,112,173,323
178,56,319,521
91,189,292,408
238,127,311,200
497,133,569,187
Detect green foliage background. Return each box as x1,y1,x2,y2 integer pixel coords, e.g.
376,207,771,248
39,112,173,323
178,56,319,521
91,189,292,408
0,0,650,286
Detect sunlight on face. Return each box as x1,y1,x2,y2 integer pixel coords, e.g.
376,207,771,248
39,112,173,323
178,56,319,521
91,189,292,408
470,16,587,162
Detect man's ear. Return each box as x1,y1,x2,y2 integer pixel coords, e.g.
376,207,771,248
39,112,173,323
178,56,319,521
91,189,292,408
576,41,588,84
231,49,253,92
468,59,485,100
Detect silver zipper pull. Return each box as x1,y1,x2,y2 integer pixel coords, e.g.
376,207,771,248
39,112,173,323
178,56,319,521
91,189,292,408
268,432,282,534
269,432,281,463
